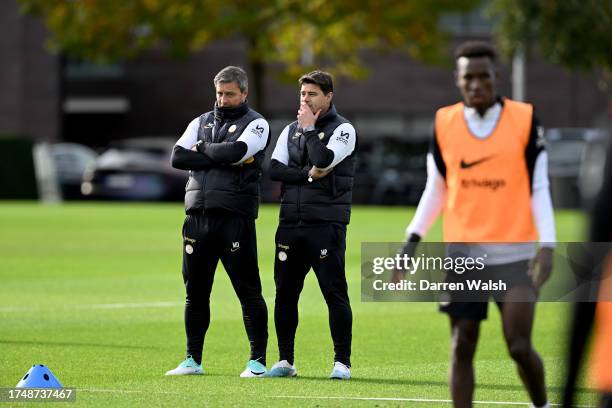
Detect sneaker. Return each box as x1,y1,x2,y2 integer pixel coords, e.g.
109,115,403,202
165,356,204,375
329,361,350,380
239,360,267,378
264,360,297,377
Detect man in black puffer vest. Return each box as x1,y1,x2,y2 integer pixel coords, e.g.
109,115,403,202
166,66,270,378
265,71,357,380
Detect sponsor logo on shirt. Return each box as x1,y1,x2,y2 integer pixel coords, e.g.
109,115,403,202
251,124,265,138
536,126,546,148
460,155,495,169
461,178,506,191
334,130,350,145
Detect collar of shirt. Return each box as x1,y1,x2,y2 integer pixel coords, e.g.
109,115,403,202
463,102,501,139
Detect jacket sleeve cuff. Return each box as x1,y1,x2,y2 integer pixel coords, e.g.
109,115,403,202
195,140,206,154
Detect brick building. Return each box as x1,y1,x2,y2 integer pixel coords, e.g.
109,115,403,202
1,0,608,146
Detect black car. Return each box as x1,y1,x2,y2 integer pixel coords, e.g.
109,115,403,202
353,137,428,205
546,128,610,208
49,143,98,199
81,138,187,201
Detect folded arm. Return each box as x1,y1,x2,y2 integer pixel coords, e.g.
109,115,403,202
269,125,308,183
171,145,216,170
269,159,309,183
199,118,269,165
172,117,216,170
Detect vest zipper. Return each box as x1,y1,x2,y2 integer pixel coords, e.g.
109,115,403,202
297,184,301,220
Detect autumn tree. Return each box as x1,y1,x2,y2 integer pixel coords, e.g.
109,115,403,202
19,0,479,113
488,0,612,72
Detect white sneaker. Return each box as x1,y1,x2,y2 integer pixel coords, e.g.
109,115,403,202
265,360,297,377
329,361,350,379
165,356,204,375
239,360,267,378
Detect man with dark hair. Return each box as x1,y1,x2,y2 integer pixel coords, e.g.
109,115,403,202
166,65,270,378
265,70,357,379
396,41,555,407
454,40,499,62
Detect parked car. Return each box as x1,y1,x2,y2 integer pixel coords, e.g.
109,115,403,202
546,128,610,208
49,143,98,199
353,137,428,205
81,137,187,201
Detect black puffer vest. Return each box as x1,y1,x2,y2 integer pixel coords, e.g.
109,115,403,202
184,103,266,218
280,105,357,224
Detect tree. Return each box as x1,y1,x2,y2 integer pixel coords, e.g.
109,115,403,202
19,0,479,113
488,0,612,73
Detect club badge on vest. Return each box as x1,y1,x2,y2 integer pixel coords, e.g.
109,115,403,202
277,243,290,261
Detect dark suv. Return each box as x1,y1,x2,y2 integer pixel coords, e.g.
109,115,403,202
353,137,429,205
546,128,610,208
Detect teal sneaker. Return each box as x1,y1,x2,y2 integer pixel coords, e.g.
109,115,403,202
240,360,267,378
165,356,204,375
265,360,297,377
329,361,350,380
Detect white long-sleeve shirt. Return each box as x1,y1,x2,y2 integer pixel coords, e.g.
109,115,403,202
406,102,556,264
176,116,269,165
271,122,356,170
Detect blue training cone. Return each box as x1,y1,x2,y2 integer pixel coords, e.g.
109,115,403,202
16,364,63,388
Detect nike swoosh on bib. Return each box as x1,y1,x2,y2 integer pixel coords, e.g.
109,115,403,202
460,155,495,169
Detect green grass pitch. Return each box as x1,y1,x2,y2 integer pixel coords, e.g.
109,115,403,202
0,202,598,407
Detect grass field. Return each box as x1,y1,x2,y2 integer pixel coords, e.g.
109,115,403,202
0,202,598,407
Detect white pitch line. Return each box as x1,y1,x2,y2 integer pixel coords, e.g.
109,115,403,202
74,301,183,310
80,388,181,395
0,301,183,312
269,395,596,408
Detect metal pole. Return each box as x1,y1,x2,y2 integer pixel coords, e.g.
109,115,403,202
512,45,526,101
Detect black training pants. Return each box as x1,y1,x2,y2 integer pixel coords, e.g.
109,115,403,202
273,222,352,367
181,211,268,365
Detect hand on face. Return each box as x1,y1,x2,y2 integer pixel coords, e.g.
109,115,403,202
297,102,320,129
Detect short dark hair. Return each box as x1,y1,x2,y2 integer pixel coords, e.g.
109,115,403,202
454,41,498,63
214,66,248,92
299,70,334,95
